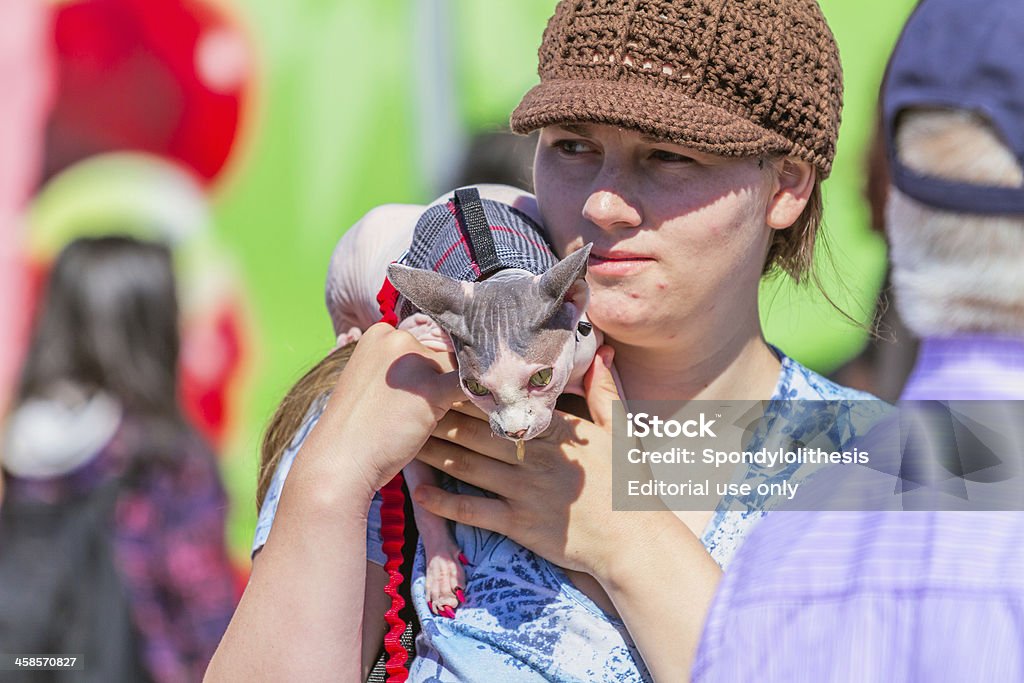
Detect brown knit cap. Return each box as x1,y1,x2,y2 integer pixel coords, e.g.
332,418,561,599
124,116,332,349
511,0,843,177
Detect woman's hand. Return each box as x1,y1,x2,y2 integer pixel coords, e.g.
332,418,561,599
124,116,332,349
298,323,463,500
207,324,464,682
412,345,721,680
412,346,654,579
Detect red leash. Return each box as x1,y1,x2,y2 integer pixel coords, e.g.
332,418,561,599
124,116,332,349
376,275,410,682
379,473,410,682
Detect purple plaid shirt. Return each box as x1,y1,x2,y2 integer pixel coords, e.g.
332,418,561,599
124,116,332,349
2,419,237,683
694,335,1024,682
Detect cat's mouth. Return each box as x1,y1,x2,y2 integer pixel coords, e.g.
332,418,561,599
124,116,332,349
497,426,545,442
490,417,552,444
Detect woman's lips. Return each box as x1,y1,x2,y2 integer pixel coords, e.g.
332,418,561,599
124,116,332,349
587,251,655,276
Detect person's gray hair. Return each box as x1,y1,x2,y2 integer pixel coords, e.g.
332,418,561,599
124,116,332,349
887,109,1024,336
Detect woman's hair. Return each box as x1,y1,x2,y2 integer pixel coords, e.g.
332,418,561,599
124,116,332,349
759,163,871,334
257,343,354,508
18,236,181,416
887,109,1024,336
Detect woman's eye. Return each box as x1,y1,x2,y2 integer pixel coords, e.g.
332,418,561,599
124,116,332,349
650,149,695,164
553,139,594,155
529,368,553,388
464,378,490,396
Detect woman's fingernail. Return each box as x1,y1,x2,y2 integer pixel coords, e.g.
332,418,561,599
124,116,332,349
427,600,435,614
441,606,456,619
456,588,465,603
458,552,471,566
413,486,430,506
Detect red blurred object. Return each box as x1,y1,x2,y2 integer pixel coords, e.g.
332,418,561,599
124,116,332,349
46,0,248,184
180,300,245,447
231,562,249,601
0,0,53,413
36,0,254,448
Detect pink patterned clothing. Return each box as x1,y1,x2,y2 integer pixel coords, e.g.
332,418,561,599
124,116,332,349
2,417,237,683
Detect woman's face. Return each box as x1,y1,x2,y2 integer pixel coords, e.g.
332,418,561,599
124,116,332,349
533,123,779,347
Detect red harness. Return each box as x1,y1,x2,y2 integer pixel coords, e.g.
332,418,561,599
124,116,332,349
375,273,410,682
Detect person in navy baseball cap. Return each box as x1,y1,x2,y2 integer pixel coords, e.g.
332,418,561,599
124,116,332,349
883,0,1024,215
882,0,1024,339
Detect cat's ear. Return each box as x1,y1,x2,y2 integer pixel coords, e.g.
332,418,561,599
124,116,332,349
536,242,593,327
540,243,591,300
538,243,591,325
387,263,473,341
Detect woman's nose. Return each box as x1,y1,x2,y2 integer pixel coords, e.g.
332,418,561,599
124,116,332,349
581,188,642,231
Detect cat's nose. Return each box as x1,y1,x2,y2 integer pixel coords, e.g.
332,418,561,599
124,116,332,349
505,428,528,439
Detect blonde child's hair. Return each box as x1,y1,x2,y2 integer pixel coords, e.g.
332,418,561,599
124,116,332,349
256,343,355,508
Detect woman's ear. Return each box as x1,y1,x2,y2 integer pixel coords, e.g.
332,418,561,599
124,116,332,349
766,159,815,229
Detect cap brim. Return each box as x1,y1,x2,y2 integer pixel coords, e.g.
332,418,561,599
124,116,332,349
511,78,794,160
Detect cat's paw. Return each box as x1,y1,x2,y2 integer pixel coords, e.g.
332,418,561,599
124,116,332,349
398,313,452,352
334,326,363,349
423,545,467,619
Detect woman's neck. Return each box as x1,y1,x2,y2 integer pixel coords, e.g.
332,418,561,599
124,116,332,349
609,323,781,402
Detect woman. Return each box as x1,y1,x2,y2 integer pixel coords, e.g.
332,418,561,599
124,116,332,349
209,1,878,680
0,236,237,683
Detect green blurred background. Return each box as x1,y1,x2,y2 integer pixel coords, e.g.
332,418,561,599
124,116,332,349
203,0,918,560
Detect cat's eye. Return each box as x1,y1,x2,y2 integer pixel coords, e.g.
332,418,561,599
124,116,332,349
529,368,553,388
464,378,490,396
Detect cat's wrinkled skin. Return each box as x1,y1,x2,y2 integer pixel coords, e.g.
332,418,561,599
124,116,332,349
387,244,595,616
387,243,593,441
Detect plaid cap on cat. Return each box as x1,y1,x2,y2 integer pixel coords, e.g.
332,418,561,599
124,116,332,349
395,189,558,320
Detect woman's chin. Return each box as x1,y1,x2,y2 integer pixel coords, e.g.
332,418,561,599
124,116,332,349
590,312,669,346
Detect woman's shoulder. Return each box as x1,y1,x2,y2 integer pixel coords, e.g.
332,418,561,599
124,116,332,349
770,349,891,443
774,350,883,402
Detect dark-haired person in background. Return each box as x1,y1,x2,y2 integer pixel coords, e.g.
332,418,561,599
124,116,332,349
0,236,237,683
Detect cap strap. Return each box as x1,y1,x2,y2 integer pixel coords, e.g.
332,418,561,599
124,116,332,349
891,153,1024,216
454,188,502,279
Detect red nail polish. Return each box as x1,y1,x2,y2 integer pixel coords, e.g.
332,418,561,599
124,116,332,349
428,600,435,614
458,552,470,565
442,606,456,619
456,588,465,603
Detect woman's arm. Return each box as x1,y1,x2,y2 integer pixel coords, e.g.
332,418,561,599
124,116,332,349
412,347,721,680
205,325,461,681
591,514,722,681
208,462,374,680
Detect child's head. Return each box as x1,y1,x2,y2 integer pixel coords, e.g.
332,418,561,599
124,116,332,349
510,0,842,345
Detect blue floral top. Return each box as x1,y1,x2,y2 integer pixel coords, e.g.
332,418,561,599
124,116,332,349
253,352,881,682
